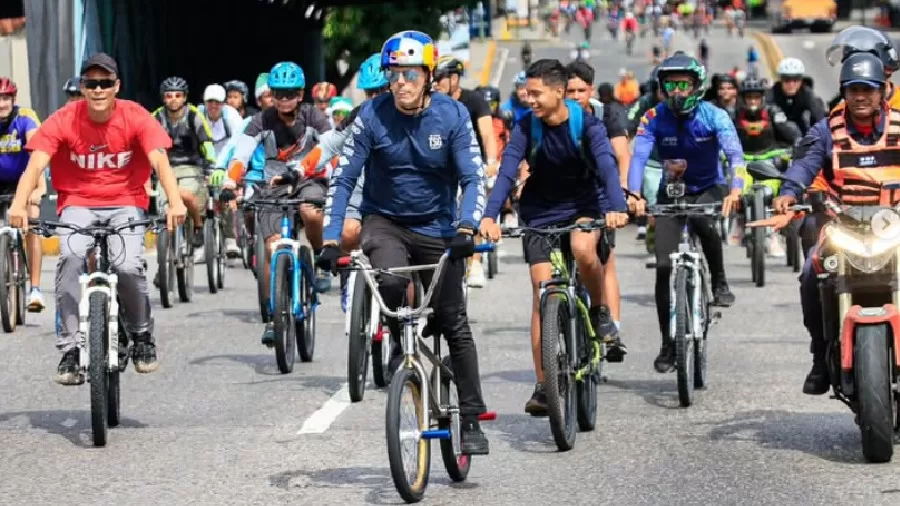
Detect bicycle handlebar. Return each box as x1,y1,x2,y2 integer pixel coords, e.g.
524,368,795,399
649,202,723,217
336,243,494,320
28,217,164,238
245,198,326,209
500,218,606,237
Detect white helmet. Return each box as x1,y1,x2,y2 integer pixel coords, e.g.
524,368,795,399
203,84,226,102
776,57,806,77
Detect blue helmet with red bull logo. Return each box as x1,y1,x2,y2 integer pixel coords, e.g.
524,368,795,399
380,31,438,71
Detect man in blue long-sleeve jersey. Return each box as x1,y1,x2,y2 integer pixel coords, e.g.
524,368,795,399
316,30,490,456
627,54,743,373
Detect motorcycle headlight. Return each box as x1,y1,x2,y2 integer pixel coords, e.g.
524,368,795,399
825,225,900,273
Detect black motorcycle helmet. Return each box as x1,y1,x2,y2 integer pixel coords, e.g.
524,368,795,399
739,77,768,112
826,26,900,73
839,52,887,94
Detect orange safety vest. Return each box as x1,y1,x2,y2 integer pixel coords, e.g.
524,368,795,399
810,104,900,206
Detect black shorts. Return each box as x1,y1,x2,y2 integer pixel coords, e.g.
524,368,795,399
252,179,327,239
521,221,615,266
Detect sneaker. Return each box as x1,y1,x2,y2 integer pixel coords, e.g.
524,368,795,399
645,255,657,269
193,246,206,264
55,349,84,385
636,226,647,240
460,418,490,455
524,383,549,416
192,228,204,248
27,288,45,313
713,282,736,307
225,238,241,258
653,344,675,373
467,261,486,288
767,234,786,258
314,268,332,293
132,333,159,373
261,323,275,347
590,305,618,341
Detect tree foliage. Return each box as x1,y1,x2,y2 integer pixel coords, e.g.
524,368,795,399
323,0,465,92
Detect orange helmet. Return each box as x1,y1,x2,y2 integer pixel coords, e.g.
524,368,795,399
0,77,17,97
311,82,337,102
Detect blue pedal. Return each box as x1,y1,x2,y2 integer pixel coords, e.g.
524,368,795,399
421,429,451,440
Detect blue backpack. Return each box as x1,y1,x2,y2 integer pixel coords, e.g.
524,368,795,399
527,99,597,178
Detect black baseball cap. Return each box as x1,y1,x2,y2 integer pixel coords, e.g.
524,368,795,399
80,53,118,76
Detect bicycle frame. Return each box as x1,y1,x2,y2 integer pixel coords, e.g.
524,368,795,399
263,202,318,319
0,200,29,287
346,243,493,453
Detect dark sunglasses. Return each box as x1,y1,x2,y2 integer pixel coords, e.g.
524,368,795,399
273,89,301,100
81,78,116,90
163,92,185,100
387,69,423,84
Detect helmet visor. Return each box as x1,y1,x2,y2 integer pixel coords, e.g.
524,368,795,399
826,27,899,70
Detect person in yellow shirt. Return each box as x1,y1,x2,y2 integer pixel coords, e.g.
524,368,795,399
613,68,640,107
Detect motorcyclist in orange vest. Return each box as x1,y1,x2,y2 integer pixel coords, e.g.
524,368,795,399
768,52,898,395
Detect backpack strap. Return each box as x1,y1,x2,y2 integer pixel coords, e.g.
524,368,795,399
566,98,583,151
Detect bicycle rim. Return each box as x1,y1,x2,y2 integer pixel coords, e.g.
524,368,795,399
0,235,14,332
296,246,315,362
386,367,430,503
674,268,695,407
272,253,296,374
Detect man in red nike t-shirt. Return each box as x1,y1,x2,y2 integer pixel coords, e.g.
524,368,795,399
9,53,187,385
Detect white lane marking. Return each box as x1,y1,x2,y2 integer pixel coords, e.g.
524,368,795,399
802,40,815,50
298,384,352,434
492,47,510,88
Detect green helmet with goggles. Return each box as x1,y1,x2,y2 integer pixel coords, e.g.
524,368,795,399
656,54,707,115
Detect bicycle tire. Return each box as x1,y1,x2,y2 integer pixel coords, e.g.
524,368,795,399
348,270,371,402
0,234,15,333
204,219,218,293
272,252,296,374
386,367,431,503
88,291,110,446
790,232,802,273
372,319,392,388
14,237,26,323
752,189,766,288
435,356,471,482
575,313,598,432
157,231,175,308
674,267,695,407
176,226,194,303
487,249,499,279
296,245,316,362
216,222,226,289
694,269,709,390
255,231,270,323
541,292,576,451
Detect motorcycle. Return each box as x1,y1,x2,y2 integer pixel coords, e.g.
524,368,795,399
764,180,900,463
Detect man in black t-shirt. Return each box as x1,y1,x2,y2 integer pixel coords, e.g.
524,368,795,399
433,56,499,289
563,60,632,355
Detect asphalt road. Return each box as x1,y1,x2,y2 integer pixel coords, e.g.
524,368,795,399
1,26,899,506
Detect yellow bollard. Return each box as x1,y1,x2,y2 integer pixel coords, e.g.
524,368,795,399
501,17,512,40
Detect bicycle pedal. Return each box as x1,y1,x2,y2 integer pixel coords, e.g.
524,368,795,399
477,411,497,422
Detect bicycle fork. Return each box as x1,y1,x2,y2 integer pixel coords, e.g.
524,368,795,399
77,273,119,372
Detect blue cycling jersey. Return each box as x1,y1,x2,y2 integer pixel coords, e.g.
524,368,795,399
628,101,745,195
500,97,530,124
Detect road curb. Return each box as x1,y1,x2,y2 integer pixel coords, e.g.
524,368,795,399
479,40,497,86
752,30,784,79
40,231,157,256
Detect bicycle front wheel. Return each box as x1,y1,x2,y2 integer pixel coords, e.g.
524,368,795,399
255,231,270,323
157,231,175,308
386,367,431,503
176,227,194,303
204,218,218,293
541,293,576,451
88,291,110,446
751,189,766,288
272,252,296,374
674,267,695,407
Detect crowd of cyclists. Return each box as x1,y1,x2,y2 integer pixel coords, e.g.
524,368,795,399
4,0,900,497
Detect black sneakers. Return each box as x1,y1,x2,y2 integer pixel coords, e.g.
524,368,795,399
56,349,84,385
525,383,548,416
460,418,490,455
132,333,159,373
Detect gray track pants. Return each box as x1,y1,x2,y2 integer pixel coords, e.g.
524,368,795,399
56,206,152,352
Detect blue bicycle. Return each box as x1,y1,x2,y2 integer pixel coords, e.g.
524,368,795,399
252,196,325,374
